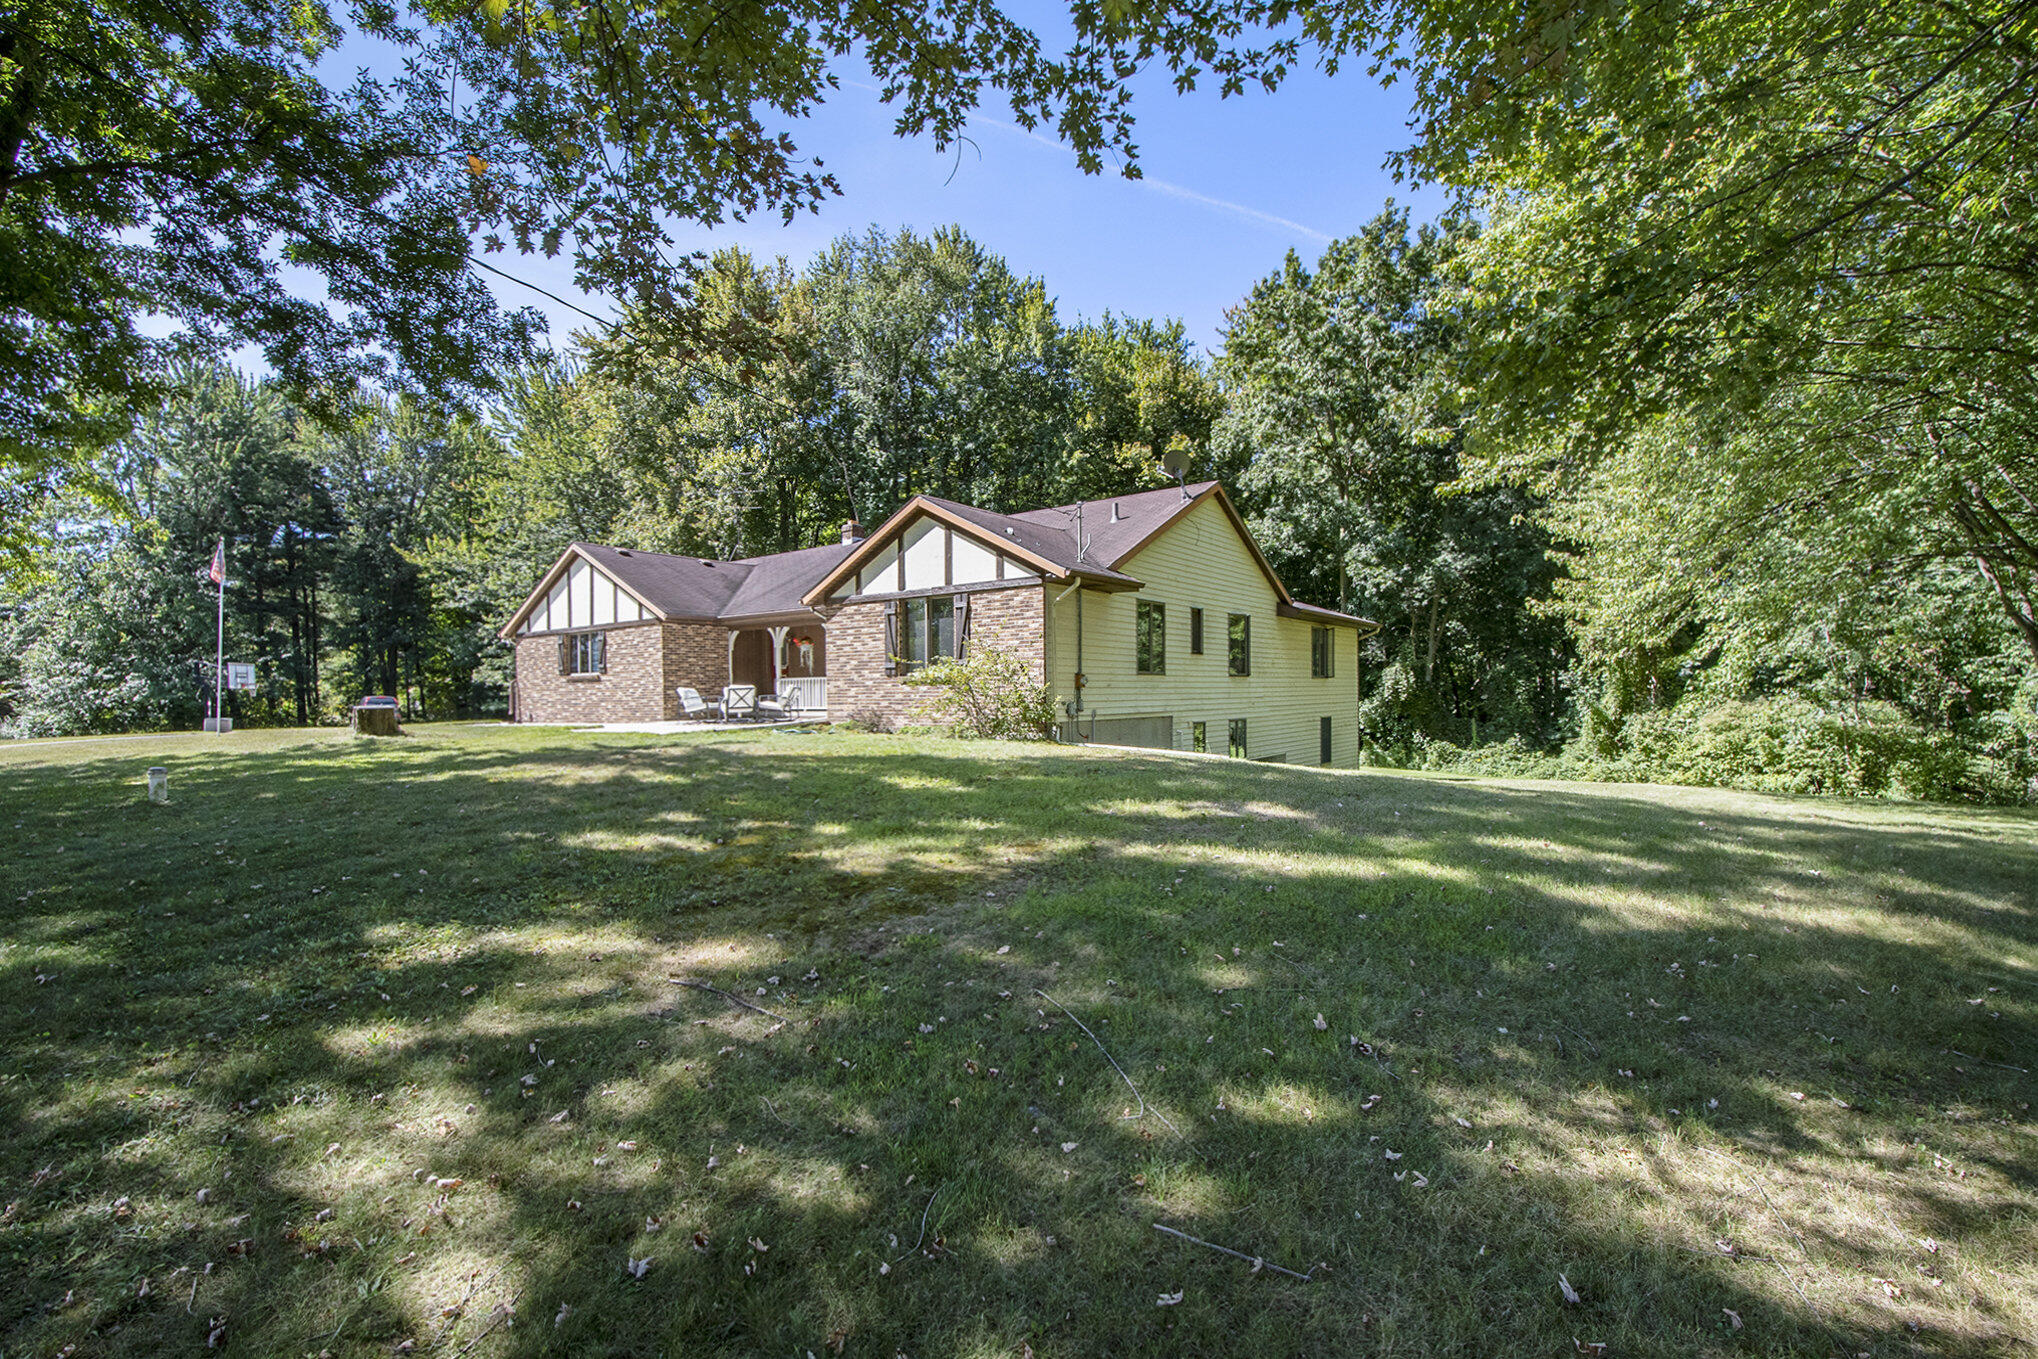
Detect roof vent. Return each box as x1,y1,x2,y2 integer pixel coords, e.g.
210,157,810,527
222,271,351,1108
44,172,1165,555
616,549,633,557
701,560,715,567
1004,526,1015,536
1110,501,1123,522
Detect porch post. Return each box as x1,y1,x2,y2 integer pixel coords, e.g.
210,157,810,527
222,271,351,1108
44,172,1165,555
726,629,737,690
768,625,789,696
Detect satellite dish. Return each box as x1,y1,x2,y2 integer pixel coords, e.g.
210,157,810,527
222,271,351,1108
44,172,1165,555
1160,445,1189,478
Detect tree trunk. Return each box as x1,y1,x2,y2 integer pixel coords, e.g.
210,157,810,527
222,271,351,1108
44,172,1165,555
1952,483,2038,665
1424,593,1440,683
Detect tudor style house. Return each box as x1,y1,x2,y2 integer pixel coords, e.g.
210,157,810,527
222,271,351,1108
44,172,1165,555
500,481,1378,764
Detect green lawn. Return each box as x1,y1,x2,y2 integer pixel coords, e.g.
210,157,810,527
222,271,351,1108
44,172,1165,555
1,724,2033,1357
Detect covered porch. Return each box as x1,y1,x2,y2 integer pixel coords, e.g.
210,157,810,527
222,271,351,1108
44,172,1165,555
723,620,826,713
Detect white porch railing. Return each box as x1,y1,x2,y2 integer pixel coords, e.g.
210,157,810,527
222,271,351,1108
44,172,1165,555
778,676,827,714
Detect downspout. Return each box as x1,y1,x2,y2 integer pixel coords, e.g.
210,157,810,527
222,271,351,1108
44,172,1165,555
1054,577,1085,713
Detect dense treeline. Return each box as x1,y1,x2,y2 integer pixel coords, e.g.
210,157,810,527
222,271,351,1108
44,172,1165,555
5,211,2036,800
0,228,1222,731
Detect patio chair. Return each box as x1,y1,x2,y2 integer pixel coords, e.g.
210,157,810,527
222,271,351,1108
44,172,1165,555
756,693,792,721
675,687,712,721
712,684,757,721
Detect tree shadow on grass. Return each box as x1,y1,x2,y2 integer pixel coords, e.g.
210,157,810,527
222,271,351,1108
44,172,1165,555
1,732,2033,1356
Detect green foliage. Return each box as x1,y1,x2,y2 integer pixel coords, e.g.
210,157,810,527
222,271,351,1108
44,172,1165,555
1407,700,1989,804
1215,208,1570,753
4,362,512,734
570,229,1221,558
1,0,1223,557
0,539,209,737
901,643,1058,740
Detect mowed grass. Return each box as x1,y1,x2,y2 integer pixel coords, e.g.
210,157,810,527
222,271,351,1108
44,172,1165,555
1,724,2034,1359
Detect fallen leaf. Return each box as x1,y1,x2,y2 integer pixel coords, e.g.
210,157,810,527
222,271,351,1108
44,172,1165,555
1558,1273,1581,1305
1723,1308,1742,1331
749,1237,769,1252
1313,1013,1328,1031
626,1256,653,1279
1061,1142,1079,1153
554,1303,572,1328
1156,1290,1183,1307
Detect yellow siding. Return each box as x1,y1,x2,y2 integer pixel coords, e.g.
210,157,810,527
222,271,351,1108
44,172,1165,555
1043,496,1361,766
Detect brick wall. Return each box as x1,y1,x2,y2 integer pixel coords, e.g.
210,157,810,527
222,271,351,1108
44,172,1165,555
513,620,739,722
513,623,667,723
661,621,731,714
824,585,1045,724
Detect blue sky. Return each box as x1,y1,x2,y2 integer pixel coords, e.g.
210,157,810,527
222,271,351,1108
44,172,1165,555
490,47,1441,359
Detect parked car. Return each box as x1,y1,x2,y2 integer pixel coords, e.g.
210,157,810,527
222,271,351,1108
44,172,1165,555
357,695,399,710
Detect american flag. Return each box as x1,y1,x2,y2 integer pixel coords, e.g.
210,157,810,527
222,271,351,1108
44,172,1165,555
206,540,223,584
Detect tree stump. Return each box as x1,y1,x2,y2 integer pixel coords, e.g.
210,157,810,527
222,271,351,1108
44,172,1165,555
352,706,400,737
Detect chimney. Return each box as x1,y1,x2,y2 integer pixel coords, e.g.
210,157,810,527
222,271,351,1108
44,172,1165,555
841,519,864,545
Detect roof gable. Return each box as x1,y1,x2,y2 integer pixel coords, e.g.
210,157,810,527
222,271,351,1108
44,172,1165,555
801,487,1214,604
500,539,855,637
499,545,666,639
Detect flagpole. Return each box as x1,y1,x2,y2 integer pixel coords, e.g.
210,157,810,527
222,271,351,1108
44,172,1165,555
214,538,225,730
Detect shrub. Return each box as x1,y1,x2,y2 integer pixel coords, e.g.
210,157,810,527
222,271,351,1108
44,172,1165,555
1391,699,1989,802
902,644,1057,740
842,706,898,734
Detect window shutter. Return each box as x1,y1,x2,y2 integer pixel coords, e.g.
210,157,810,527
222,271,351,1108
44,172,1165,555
957,594,972,660
883,601,899,677
558,635,570,674
596,632,608,673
